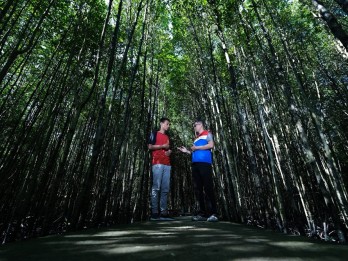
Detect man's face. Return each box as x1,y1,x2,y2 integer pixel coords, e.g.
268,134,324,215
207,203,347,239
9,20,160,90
193,122,203,132
161,120,170,131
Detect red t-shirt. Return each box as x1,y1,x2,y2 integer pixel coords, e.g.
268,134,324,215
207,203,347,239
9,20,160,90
152,132,170,166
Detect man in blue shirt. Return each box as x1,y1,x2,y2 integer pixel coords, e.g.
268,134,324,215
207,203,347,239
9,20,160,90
178,118,218,222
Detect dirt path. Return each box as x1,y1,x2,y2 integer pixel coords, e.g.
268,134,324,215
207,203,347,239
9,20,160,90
1,217,347,260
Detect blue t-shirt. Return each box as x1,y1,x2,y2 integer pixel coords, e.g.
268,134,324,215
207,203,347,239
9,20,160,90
192,130,213,164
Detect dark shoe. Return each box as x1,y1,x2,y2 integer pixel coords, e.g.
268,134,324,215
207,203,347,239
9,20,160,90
150,213,160,221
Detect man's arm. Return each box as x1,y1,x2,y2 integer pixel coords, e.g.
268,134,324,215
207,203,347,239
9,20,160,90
191,140,214,151
191,132,214,151
148,142,169,150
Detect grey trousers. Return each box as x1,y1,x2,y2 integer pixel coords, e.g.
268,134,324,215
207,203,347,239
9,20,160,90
151,164,171,214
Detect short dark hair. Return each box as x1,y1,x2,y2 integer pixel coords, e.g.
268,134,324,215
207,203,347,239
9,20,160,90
194,117,205,126
160,117,170,123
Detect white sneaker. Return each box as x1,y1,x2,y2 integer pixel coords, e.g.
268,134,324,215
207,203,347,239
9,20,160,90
207,214,219,222
192,215,206,221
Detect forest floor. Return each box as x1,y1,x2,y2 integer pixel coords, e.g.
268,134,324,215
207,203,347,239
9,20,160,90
0,216,347,261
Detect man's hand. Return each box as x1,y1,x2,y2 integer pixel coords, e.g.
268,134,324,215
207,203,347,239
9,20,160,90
191,145,197,151
177,146,190,154
165,149,172,156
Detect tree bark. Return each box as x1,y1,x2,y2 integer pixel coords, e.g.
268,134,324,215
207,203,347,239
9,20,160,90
311,0,348,51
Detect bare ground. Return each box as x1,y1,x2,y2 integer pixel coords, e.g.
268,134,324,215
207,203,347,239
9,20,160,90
1,216,347,261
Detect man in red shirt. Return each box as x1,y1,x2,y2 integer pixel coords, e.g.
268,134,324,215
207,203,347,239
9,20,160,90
148,117,173,220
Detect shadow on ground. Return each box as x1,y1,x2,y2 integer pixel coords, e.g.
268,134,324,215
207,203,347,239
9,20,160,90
0,217,347,261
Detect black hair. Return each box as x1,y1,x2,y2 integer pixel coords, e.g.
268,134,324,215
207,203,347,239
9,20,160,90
194,117,205,127
160,117,170,123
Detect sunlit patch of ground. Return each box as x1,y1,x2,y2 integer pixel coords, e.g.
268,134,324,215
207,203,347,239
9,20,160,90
0,217,347,261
